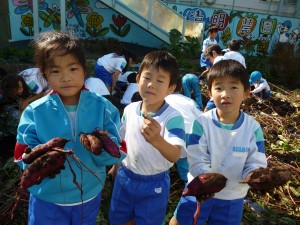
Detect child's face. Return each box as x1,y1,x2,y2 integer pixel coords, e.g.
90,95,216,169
209,31,218,40
44,54,85,105
137,66,175,113
210,76,249,122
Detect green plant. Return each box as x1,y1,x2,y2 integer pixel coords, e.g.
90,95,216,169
0,45,34,62
166,29,201,72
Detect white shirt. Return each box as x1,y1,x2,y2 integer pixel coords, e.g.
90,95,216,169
213,55,226,65
117,71,137,83
18,68,49,94
224,51,246,68
187,109,267,200
121,101,186,175
165,93,203,158
96,53,127,73
251,78,270,94
85,77,110,95
120,83,139,105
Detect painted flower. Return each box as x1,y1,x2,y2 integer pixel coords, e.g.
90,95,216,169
21,13,33,27
86,12,103,29
112,15,127,27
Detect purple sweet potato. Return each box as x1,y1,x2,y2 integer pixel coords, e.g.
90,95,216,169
11,148,73,220
182,173,227,197
182,173,227,225
22,137,69,164
92,130,121,158
86,133,103,155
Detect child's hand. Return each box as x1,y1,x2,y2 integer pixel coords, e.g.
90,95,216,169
107,164,121,181
141,113,161,144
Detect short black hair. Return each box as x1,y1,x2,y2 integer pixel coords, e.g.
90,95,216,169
228,39,241,51
138,50,179,87
207,59,250,92
127,72,137,83
204,44,222,58
208,26,218,33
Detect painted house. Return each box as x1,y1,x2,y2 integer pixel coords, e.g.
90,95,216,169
2,0,300,55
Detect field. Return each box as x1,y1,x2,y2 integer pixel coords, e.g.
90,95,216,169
0,41,299,224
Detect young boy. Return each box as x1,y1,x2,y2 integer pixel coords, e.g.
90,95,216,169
169,60,267,225
201,44,225,79
249,71,271,101
224,39,246,68
203,44,225,112
109,50,186,225
200,26,218,75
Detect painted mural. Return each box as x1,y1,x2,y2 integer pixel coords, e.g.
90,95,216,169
8,0,163,48
172,5,299,56
8,0,300,54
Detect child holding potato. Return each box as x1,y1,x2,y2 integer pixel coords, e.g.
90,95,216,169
109,50,186,225
169,60,268,225
14,31,126,225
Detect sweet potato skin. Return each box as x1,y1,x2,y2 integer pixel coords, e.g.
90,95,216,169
21,149,72,189
22,137,69,164
182,173,227,197
92,130,121,158
245,167,291,192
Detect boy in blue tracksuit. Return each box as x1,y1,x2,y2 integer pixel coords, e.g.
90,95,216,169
14,31,126,225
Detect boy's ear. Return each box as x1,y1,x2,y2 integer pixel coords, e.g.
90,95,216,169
136,73,140,83
168,83,176,94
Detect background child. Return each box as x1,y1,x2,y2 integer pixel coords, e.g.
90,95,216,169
120,72,139,107
94,50,136,93
202,44,225,112
181,73,203,110
201,44,225,79
165,79,203,183
109,50,186,225
200,26,218,75
249,71,271,101
14,31,126,225
169,60,267,225
224,39,246,68
0,68,49,119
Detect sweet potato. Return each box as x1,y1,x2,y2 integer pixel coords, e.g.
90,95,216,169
92,130,121,158
80,133,103,155
182,173,227,197
243,166,291,192
21,149,71,189
80,133,92,151
86,134,103,155
182,173,227,225
22,137,69,164
11,148,73,220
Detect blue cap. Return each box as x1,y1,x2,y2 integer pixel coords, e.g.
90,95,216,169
282,20,292,28
249,71,262,85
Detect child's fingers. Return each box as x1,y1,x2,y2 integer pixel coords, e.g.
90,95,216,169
142,113,159,128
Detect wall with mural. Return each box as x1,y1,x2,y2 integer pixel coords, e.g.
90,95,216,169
8,1,300,55
168,4,300,56
8,0,165,48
